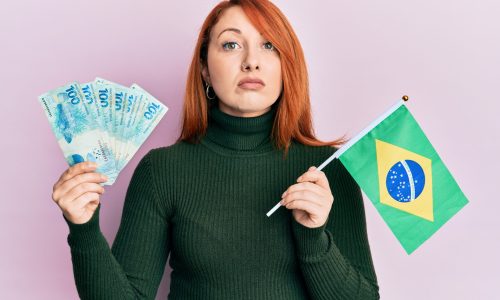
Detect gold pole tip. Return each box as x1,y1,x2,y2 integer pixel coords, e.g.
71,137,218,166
402,95,409,101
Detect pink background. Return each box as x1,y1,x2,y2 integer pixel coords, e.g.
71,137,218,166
1,0,498,299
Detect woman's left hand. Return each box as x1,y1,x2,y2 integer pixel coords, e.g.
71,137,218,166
280,166,334,228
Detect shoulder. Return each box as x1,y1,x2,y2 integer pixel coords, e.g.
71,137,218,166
133,142,197,200
290,141,339,156
144,140,199,162
289,141,340,168
289,141,352,184
138,140,206,178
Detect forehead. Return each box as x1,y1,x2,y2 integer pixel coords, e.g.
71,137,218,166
211,6,261,38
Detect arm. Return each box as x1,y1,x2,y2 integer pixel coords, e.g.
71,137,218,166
291,159,380,300
63,150,171,299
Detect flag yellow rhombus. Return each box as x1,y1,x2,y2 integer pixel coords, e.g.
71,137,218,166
375,139,434,222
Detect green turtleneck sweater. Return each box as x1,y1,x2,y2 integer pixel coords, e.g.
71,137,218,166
63,104,380,300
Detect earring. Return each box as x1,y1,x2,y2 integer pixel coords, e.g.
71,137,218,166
205,83,216,100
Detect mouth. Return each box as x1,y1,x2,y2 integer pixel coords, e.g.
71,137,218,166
238,78,265,90
238,82,264,90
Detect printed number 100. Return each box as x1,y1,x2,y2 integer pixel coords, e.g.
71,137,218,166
144,103,161,120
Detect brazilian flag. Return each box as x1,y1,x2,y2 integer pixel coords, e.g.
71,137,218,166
336,101,469,254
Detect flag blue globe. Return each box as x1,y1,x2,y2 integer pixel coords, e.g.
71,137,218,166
385,160,425,203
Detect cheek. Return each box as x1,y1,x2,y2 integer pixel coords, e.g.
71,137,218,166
267,59,283,94
207,55,238,90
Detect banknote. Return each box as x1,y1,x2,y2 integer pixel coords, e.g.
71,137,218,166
38,78,168,185
119,83,168,170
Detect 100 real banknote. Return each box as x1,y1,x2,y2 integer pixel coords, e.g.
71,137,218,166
38,77,168,185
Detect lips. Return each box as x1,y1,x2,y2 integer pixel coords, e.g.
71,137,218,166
238,77,265,90
238,77,265,86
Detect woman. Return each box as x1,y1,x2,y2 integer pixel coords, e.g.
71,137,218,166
51,0,380,299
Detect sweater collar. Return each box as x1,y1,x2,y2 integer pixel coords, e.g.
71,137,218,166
201,104,277,155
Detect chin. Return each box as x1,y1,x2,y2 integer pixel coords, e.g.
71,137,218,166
220,97,274,115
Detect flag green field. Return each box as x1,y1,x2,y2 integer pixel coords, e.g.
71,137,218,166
338,103,469,254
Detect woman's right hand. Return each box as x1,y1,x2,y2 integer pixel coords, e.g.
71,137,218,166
52,161,108,225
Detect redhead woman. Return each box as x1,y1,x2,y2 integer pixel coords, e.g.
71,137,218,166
51,0,380,299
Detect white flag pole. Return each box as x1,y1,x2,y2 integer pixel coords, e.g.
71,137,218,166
266,96,409,217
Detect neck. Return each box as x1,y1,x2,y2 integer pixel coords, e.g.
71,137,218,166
218,103,272,118
200,104,277,156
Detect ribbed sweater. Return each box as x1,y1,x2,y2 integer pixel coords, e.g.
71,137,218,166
63,104,380,300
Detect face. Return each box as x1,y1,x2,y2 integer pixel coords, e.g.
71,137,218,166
202,5,282,117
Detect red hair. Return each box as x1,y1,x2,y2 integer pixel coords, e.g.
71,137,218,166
177,0,346,159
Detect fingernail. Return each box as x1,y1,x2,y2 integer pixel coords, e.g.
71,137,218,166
297,176,302,182
101,174,108,181
282,191,287,198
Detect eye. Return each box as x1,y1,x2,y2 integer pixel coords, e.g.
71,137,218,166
263,41,275,51
222,42,240,51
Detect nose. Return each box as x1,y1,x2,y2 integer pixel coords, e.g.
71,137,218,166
241,47,260,71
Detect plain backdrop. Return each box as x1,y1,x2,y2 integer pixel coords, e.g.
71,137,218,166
1,0,498,299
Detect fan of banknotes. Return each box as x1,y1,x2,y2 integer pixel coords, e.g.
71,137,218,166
38,77,168,185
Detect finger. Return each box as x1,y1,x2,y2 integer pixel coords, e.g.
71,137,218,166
63,192,100,216
54,161,98,190
283,199,323,215
282,182,329,199
54,172,107,201
58,182,105,206
281,189,324,207
296,166,331,193
72,192,100,211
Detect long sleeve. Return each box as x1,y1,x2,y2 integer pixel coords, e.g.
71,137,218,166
63,150,171,299
290,158,380,300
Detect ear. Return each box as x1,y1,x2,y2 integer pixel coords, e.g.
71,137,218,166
201,63,210,85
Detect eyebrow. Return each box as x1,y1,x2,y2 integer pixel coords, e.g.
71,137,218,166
217,27,241,39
